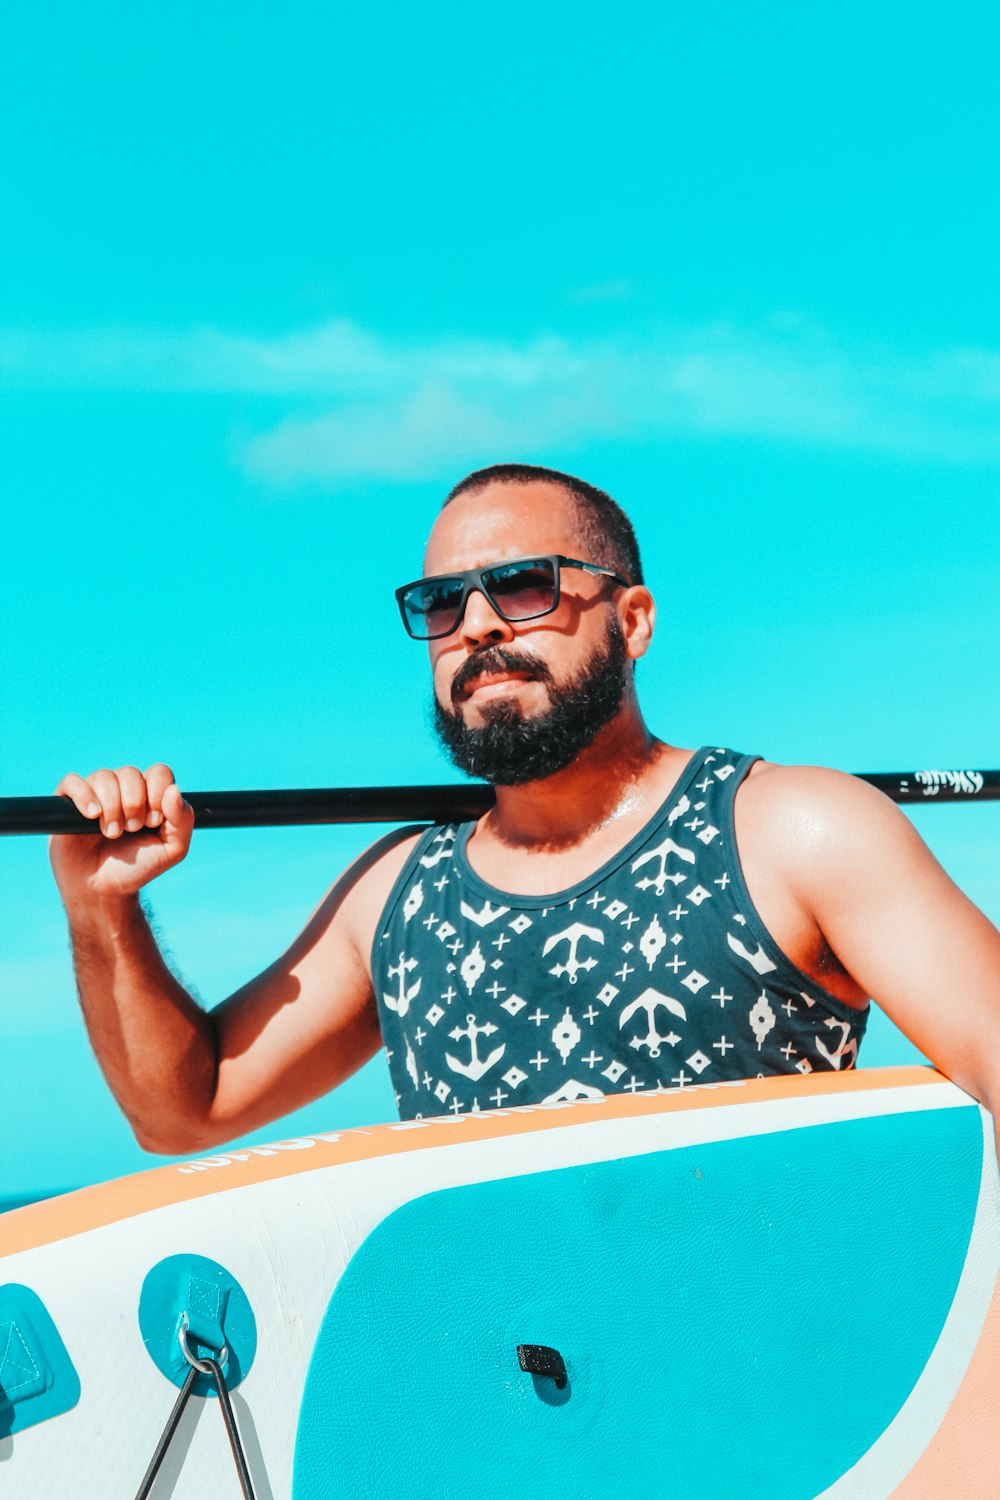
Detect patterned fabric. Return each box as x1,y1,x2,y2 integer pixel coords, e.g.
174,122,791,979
372,747,869,1118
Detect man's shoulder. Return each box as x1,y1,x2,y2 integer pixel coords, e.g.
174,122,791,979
348,824,429,902
738,758,907,858
733,760,926,945
744,758,893,805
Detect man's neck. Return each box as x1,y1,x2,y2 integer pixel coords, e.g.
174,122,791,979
484,708,680,852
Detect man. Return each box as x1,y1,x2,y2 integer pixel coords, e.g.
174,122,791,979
51,464,1000,1150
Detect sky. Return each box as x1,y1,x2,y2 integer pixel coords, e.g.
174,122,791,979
1,2,998,1200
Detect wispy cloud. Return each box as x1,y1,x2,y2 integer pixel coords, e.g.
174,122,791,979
4,317,1000,482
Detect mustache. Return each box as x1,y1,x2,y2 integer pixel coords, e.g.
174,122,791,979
450,647,553,704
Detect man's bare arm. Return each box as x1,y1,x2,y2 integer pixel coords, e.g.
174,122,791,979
748,766,1000,1112
51,764,417,1154
62,888,219,1151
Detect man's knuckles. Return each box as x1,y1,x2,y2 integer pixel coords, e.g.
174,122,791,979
56,763,189,849
144,762,176,793
55,773,103,819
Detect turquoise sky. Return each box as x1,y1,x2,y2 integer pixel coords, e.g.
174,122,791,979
2,3,998,1199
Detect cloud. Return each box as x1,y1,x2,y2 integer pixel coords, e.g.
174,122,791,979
4,317,1000,482
242,370,622,484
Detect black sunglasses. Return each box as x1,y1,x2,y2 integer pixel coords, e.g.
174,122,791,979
395,554,630,640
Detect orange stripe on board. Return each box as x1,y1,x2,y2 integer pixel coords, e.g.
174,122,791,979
891,1265,1000,1499
0,1066,945,1257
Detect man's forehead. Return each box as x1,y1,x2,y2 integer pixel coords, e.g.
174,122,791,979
423,481,583,573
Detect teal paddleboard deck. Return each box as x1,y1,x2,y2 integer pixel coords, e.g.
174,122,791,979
294,1107,983,1499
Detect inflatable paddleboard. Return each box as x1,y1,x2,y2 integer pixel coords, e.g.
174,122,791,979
1,1066,998,1499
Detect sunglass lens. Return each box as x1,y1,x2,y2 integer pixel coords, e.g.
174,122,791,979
484,558,557,620
402,577,465,638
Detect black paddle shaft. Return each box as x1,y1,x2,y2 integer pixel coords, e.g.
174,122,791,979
0,785,493,835
1,770,998,836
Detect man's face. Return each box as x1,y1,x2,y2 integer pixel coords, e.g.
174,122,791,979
420,481,638,784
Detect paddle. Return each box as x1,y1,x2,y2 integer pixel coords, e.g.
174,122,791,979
1,769,997,835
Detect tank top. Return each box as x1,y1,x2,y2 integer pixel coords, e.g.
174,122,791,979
372,747,869,1118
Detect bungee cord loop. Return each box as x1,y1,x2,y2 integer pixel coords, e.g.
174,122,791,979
133,1317,257,1500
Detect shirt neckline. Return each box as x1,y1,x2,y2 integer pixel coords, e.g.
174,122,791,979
452,745,716,909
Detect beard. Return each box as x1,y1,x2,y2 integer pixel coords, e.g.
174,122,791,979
432,617,630,787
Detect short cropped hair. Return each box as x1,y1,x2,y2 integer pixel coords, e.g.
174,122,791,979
444,463,644,586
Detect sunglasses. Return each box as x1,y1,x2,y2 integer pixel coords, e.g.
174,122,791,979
395,554,630,640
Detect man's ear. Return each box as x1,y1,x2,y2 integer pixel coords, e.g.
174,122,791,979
619,585,655,661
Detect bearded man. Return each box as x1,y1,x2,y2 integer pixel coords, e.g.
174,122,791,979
50,464,1000,1148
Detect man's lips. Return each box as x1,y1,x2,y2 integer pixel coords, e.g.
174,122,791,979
450,649,552,704
462,671,537,701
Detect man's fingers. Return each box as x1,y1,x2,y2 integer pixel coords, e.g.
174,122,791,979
51,762,193,894
54,764,188,844
160,782,195,846
54,773,102,821
143,763,176,828
84,769,127,838
116,765,150,832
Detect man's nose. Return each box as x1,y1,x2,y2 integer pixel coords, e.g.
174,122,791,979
459,587,516,648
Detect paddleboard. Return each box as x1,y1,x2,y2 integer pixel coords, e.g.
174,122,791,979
1,1066,998,1498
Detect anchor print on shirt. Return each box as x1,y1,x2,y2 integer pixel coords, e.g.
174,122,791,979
631,836,696,896
543,921,604,983
383,953,421,1017
619,988,687,1057
445,1014,506,1080
460,898,511,927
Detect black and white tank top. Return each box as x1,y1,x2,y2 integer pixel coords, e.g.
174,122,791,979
372,747,868,1118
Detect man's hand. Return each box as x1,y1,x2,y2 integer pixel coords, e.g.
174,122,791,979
50,763,194,903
